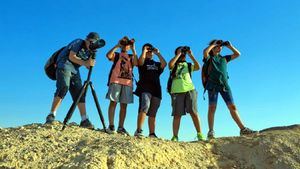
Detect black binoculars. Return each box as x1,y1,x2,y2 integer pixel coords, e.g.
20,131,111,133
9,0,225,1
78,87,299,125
181,46,190,53
216,40,230,46
120,37,135,46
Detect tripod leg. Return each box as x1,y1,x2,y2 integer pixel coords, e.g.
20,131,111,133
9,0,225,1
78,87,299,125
89,82,107,132
62,81,89,130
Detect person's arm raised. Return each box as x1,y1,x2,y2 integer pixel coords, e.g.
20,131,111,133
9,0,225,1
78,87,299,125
187,49,200,71
225,42,241,61
169,50,182,69
154,48,167,69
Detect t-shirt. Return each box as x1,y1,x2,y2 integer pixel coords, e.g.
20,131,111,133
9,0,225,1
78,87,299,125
135,58,164,98
56,39,90,74
204,54,232,91
109,52,134,87
170,62,195,93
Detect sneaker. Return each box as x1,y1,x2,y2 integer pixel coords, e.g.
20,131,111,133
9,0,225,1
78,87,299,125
149,133,158,138
171,136,178,142
45,114,55,124
197,132,205,141
207,130,215,140
134,129,143,137
79,119,94,129
240,127,258,136
117,127,130,136
106,125,117,134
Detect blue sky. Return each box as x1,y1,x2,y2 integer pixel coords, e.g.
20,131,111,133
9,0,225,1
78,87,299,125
0,0,299,141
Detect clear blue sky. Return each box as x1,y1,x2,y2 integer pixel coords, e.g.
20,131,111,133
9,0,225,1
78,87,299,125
0,0,299,141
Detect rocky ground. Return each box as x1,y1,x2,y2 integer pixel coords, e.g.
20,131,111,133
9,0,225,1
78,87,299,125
0,122,299,169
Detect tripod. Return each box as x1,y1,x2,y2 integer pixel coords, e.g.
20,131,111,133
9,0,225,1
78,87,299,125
62,54,106,131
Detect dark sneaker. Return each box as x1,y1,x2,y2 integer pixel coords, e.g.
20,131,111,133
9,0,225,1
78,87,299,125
45,114,55,124
107,125,117,134
207,130,215,140
149,133,158,138
240,127,258,136
134,129,143,137
117,127,130,136
80,119,94,130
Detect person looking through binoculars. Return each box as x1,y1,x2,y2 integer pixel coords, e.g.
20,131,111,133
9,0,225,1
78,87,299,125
203,39,257,139
106,36,138,135
45,32,104,129
134,43,167,138
169,46,204,141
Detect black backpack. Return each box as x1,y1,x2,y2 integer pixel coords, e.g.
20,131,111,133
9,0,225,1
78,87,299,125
201,57,213,89
44,47,65,80
167,62,192,94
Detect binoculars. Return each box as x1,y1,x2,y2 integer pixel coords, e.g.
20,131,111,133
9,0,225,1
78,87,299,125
120,37,135,46
181,46,190,53
215,40,231,46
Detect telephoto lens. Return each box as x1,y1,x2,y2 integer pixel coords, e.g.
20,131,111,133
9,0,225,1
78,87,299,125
89,39,105,51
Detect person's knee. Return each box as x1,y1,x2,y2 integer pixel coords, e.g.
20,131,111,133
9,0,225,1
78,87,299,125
120,103,127,110
228,104,237,111
208,105,217,113
55,85,69,99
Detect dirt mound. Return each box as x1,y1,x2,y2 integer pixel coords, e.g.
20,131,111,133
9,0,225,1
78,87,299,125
1,122,299,169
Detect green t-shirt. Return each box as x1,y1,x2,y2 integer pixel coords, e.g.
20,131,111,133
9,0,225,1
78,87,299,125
171,62,195,93
205,54,232,91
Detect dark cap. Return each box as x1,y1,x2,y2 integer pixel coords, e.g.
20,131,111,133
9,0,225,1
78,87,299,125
86,32,100,40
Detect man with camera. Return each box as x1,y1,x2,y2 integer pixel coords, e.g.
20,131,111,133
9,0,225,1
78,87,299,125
133,43,167,138
106,36,138,135
169,46,204,141
203,40,257,139
45,32,102,129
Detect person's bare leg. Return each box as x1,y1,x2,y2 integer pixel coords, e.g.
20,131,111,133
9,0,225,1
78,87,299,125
108,101,117,126
148,116,156,134
173,115,181,137
137,112,146,131
190,112,202,133
77,103,87,117
119,103,127,128
227,104,245,129
208,105,217,131
50,96,63,113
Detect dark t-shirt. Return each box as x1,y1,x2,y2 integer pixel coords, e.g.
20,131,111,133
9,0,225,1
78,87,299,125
204,54,232,91
135,58,164,99
56,39,90,74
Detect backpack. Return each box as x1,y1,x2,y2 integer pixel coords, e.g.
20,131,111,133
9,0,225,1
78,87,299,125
167,62,192,94
201,57,213,89
44,47,65,80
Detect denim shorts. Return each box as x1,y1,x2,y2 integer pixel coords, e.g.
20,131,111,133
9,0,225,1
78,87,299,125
54,68,85,103
208,88,234,106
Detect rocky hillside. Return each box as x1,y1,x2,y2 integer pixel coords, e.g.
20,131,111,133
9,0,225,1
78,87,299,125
0,122,299,169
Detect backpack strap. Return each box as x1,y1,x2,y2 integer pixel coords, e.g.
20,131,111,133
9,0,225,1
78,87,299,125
107,53,120,86
202,56,213,100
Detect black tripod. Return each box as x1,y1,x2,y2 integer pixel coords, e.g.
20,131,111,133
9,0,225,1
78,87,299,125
62,54,106,131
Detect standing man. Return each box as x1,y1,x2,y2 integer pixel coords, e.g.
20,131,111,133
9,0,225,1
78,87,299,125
134,43,167,138
45,32,100,129
169,46,204,141
203,40,257,139
106,36,138,135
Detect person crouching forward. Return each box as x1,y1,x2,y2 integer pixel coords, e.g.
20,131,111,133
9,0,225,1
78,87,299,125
169,46,205,141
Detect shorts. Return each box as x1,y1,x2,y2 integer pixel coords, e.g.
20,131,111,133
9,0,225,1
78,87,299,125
54,68,85,103
106,83,133,104
208,88,234,106
171,89,198,116
138,92,161,117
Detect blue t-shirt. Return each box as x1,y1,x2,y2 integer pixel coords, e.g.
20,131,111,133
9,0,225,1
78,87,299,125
56,39,91,74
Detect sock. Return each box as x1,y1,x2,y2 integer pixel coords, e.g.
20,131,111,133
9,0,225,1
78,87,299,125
50,111,56,116
81,115,88,121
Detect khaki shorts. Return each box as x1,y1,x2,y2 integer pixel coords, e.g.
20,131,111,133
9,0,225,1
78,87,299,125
138,92,161,117
106,83,133,104
171,89,198,116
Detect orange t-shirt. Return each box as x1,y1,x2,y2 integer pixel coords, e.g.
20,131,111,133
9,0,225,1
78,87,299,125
109,52,133,87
